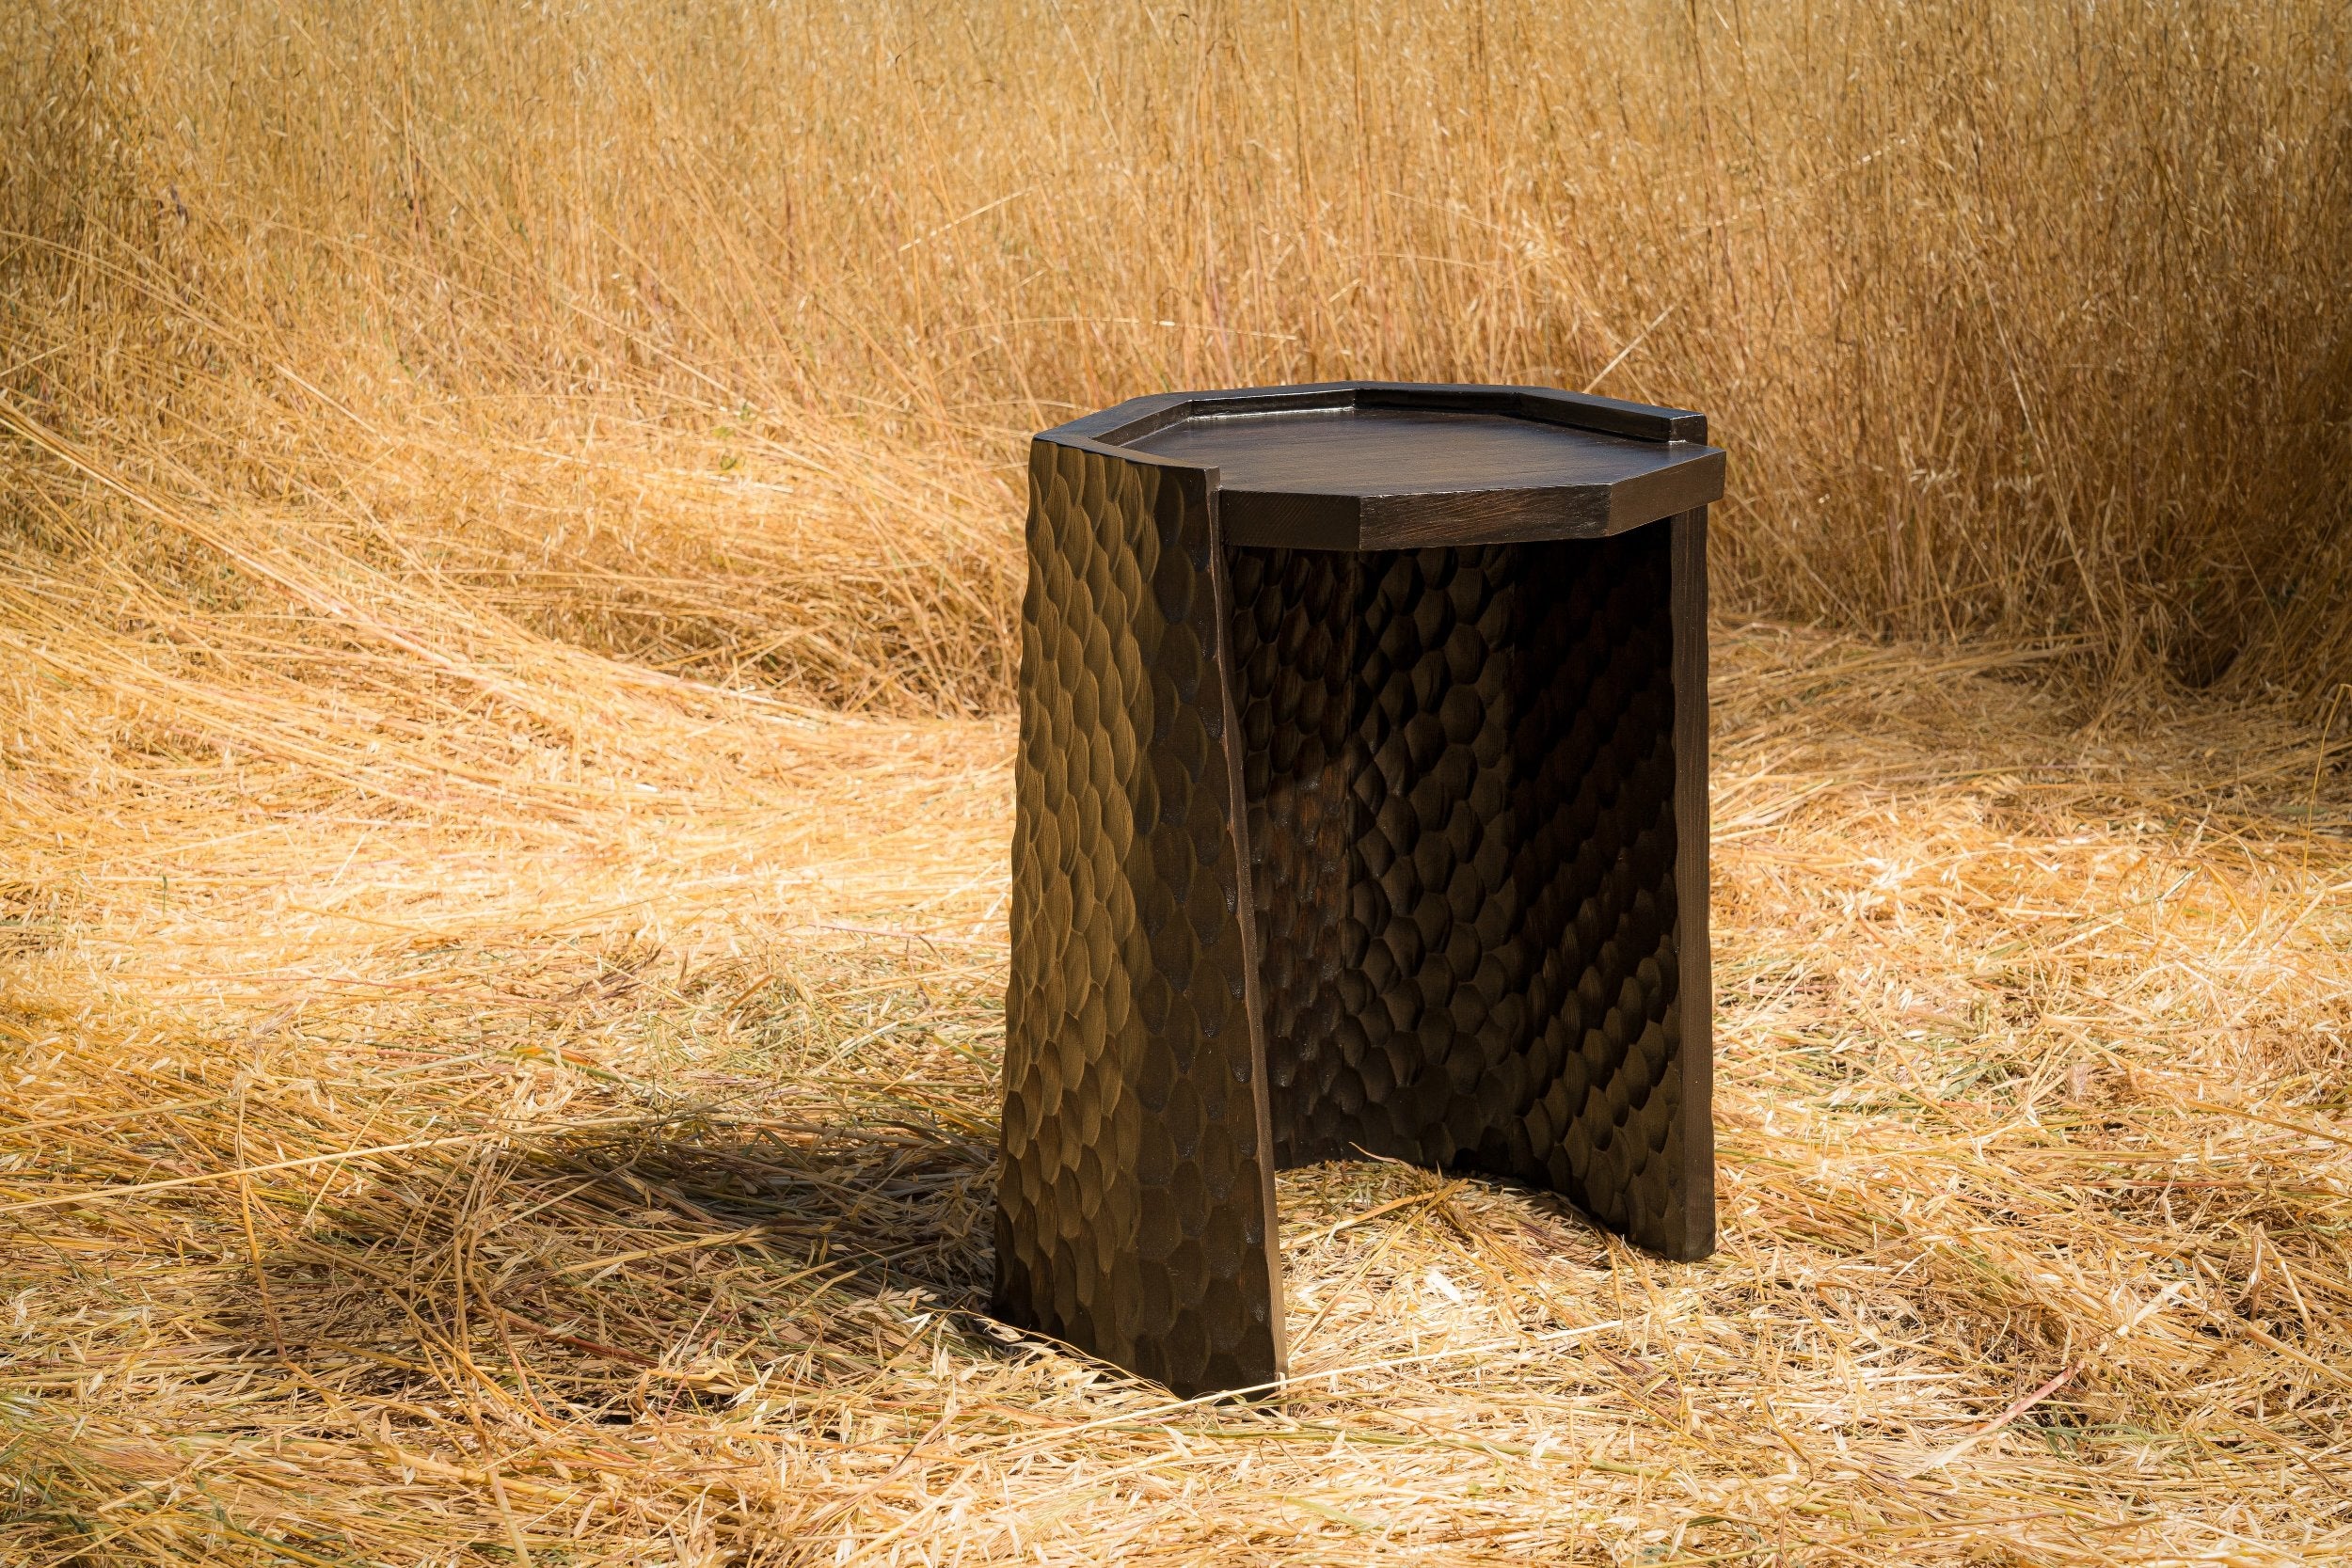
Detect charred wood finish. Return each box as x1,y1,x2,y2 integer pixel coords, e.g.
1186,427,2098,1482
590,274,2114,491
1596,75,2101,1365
1000,382,1722,1397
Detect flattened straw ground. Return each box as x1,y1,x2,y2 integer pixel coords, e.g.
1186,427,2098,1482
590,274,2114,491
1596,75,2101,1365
4,618,2347,1564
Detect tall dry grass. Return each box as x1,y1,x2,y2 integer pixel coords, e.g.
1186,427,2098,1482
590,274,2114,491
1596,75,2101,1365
4,0,2349,715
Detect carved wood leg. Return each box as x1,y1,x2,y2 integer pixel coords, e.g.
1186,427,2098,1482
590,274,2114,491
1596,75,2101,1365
996,439,1285,1398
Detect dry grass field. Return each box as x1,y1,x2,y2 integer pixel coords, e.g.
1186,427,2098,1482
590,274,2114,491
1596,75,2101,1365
5,0,2352,1562
3,624,2349,1564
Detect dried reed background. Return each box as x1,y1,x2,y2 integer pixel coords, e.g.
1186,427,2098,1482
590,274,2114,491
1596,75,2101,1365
6,0,2350,700
4,0,2352,1561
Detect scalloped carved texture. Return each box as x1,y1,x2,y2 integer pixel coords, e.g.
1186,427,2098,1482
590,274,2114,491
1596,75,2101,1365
995,439,1284,1399
1225,546,1359,1163
1229,528,1708,1259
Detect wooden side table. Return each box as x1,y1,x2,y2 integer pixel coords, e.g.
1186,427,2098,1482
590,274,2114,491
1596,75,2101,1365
996,382,1725,1397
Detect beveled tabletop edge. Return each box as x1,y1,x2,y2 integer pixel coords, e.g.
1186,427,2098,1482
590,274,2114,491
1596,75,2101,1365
1038,380,1710,449
1032,381,1724,549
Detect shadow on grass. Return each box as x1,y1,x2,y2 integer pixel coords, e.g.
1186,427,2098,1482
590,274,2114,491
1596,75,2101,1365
234,1105,1006,1420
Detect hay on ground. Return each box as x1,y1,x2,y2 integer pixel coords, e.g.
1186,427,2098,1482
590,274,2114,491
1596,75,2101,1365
4,610,2347,1564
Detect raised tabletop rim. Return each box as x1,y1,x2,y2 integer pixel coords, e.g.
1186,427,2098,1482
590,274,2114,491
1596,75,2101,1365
1032,380,1725,550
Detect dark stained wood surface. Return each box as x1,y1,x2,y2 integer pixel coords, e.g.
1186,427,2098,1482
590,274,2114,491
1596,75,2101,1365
1006,385,1724,1391
1669,507,1716,1258
1131,404,1661,489
1039,381,1724,550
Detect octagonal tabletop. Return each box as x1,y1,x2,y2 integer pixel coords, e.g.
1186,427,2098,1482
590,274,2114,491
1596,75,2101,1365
1038,381,1725,551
